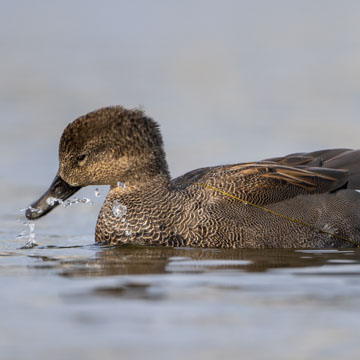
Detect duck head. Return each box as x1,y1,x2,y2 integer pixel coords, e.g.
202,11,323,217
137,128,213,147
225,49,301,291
26,106,169,220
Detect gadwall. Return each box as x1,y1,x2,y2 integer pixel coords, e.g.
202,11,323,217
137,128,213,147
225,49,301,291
26,106,360,248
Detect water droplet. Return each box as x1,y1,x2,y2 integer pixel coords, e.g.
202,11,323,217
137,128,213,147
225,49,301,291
63,200,71,208
29,223,35,232
17,220,38,248
46,197,63,206
125,230,132,237
117,181,126,189
94,188,101,197
79,197,93,205
61,197,94,208
112,200,127,218
20,205,43,214
16,230,27,239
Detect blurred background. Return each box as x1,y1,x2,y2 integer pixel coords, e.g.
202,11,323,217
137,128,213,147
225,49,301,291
1,0,360,225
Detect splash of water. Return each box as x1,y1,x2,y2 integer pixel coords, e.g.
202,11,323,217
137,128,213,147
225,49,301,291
63,197,93,208
94,188,101,197
117,181,126,189
46,196,93,208
46,197,63,206
111,200,132,237
19,205,43,215
17,220,37,249
18,195,94,247
112,200,127,218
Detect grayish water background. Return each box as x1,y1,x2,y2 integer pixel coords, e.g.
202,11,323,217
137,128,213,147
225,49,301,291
1,1,360,359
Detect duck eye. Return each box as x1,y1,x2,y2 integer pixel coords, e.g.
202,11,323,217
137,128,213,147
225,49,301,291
76,154,87,166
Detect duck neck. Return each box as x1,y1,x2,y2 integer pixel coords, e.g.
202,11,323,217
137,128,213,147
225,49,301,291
111,153,171,190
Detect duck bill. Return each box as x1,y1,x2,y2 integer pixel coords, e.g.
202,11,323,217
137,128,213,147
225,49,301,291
25,175,81,220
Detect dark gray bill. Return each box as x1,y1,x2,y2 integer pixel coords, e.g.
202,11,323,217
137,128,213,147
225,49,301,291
25,175,81,220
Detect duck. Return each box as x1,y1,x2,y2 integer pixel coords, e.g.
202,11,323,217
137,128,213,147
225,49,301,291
26,106,360,248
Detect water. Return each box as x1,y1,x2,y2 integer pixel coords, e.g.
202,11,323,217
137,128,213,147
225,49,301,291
2,237,360,360
2,1,360,359
112,200,127,219
111,201,132,237
117,181,126,189
46,196,93,208
16,221,37,249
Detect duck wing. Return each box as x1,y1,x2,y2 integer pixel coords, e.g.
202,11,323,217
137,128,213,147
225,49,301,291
193,162,348,205
266,148,360,189
173,148,358,205
264,148,352,166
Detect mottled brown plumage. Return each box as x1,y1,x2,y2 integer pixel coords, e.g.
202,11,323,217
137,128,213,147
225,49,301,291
26,106,360,248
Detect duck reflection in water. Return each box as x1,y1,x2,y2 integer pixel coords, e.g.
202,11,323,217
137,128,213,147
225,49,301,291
46,246,359,278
